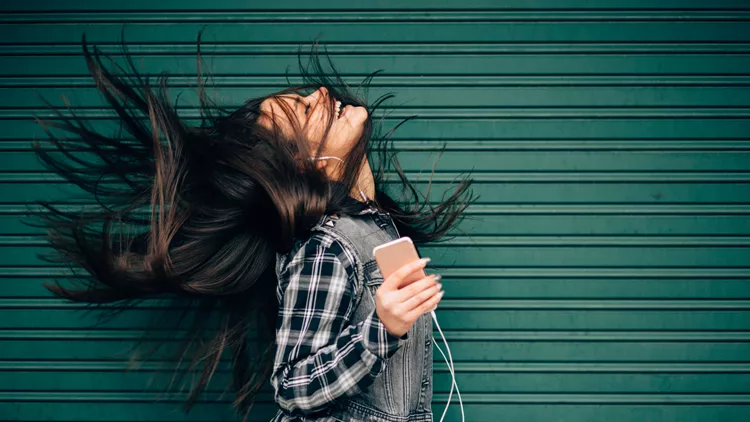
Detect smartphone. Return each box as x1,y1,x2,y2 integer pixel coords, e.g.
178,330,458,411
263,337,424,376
373,236,426,288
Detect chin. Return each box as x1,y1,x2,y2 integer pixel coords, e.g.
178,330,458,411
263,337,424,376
347,106,368,124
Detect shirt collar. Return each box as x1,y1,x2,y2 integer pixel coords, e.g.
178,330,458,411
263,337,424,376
341,192,380,215
331,180,381,216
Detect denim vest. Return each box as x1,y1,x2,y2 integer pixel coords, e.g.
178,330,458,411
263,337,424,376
311,209,434,422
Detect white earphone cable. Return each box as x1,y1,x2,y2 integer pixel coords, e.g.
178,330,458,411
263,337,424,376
432,310,465,422
324,162,463,421
311,155,370,203
377,207,464,422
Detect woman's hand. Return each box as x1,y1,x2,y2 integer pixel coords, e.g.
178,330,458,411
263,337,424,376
375,257,444,337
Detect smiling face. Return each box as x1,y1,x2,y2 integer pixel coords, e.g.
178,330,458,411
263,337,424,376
257,86,368,162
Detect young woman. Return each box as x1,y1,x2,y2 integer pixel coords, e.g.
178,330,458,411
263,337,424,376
30,30,475,422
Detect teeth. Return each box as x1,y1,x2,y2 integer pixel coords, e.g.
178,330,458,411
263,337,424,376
335,100,341,119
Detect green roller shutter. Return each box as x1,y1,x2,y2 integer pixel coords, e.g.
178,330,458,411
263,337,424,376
1,1,750,421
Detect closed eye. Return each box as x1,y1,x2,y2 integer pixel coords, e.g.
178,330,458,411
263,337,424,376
295,97,311,116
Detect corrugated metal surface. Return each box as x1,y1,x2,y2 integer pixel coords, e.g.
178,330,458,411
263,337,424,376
1,1,750,421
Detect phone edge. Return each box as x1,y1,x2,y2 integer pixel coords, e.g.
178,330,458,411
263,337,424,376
372,236,412,257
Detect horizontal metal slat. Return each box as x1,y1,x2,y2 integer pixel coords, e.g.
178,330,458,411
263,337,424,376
2,183,749,205
2,335,747,363
6,43,750,55
3,11,750,23
2,55,749,78
1,0,749,11
5,203,750,214
1,21,749,44
5,298,750,310
8,86,750,108
3,370,750,394
5,360,750,373
7,235,750,246
5,172,750,182
9,116,750,141
4,75,750,87
4,277,750,300
2,391,750,404
1,309,749,330
6,215,750,236
2,329,750,342
1,404,748,422
3,245,750,267
6,150,750,172
11,108,750,119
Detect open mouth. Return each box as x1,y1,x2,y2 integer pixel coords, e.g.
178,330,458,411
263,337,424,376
334,100,343,119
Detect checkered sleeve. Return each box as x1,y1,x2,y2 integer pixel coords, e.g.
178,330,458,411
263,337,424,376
270,232,407,415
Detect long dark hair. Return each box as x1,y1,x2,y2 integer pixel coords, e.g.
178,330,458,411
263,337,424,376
28,27,475,419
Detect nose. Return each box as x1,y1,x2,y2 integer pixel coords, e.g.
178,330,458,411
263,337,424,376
308,86,329,102
306,87,333,118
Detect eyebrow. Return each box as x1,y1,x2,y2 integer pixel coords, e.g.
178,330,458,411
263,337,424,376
279,94,304,104
277,94,308,115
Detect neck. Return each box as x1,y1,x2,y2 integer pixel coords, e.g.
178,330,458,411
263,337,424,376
353,157,376,203
322,155,376,203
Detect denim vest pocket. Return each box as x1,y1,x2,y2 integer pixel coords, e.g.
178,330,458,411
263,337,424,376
363,259,385,289
361,259,386,375
358,259,401,414
363,259,427,416
363,259,386,311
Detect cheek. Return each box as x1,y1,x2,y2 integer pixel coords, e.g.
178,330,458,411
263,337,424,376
325,133,350,155
318,107,368,153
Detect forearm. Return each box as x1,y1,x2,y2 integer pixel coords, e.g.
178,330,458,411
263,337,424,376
271,309,405,415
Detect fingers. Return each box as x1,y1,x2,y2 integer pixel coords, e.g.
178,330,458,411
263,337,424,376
395,273,440,304
406,288,445,320
381,257,430,290
401,276,442,311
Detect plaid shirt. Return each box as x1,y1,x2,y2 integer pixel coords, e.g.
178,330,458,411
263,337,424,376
270,202,408,420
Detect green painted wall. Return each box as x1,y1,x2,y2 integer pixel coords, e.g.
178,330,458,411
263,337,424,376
1,1,749,421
